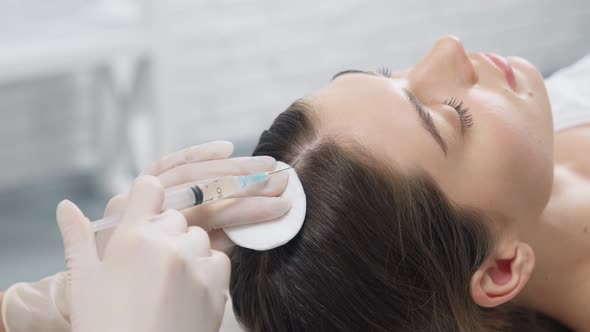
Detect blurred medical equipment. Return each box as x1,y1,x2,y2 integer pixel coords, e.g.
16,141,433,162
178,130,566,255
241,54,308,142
92,167,293,232
225,161,306,251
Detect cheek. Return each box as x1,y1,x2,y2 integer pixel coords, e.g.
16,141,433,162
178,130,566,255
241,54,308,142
468,90,553,188
470,114,553,214
445,87,554,216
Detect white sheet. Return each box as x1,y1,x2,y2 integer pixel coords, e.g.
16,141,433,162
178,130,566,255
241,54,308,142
546,53,590,132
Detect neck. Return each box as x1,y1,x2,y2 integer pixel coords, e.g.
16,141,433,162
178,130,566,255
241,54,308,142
519,164,590,331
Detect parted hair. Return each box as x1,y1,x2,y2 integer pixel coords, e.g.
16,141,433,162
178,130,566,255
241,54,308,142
229,101,571,332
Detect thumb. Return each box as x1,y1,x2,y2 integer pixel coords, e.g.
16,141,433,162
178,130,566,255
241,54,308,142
122,175,165,226
56,200,99,268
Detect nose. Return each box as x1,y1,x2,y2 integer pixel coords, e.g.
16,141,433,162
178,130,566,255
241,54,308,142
408,35,477,93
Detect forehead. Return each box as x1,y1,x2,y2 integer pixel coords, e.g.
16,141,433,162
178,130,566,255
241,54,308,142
312,74,405,132
307,74,443,173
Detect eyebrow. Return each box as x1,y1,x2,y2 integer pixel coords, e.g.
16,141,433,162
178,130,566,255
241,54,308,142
332,70,448,155
403,89,448,155
332,69,379,80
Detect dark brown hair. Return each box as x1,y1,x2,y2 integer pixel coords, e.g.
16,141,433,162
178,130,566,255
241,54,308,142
230,101,570,332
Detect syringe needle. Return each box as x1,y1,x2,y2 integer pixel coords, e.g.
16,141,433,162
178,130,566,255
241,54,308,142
267,166,293,176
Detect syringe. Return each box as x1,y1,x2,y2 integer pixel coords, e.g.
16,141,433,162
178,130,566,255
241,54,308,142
91,167,291,233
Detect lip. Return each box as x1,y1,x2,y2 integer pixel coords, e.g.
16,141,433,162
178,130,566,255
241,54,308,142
481,52,517,91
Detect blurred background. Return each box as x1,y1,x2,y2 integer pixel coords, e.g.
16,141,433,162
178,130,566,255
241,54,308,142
1,0,590,288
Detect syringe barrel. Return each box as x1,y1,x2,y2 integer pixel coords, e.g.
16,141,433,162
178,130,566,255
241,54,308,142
198,176,242,203
91,173,268,233
92,187,198,233
163,187,198,210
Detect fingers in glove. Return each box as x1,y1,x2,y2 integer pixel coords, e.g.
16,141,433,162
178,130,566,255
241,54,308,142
194,250,231,295
181,226,212,257
122,175,165,226
158,156,276,188
144,141,234,176
103,194,127,218
56,200,99,265
95,228,115,260
208,229,235,254
149,209,188,235
102,156,278,216
182,196,291,231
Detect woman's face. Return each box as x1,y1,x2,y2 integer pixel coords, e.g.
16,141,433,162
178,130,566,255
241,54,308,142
309,35,554,224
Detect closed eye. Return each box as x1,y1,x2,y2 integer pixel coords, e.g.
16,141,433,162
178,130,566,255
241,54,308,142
443,97,474,135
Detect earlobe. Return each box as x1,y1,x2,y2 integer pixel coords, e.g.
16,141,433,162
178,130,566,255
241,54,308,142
470,241,535,308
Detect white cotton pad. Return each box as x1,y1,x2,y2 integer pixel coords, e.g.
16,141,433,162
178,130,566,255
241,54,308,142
224,161,306,251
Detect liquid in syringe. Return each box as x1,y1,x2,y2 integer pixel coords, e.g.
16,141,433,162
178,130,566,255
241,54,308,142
92,168,291,232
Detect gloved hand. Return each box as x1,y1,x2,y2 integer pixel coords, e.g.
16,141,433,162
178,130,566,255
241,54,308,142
101,140,290,254
1,141,286,332
58,175,230,332
1,272,69,332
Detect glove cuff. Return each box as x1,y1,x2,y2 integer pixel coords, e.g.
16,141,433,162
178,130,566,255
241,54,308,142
2,273,70,332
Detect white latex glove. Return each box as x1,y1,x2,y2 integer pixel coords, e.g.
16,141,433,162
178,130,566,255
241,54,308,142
0,141,285,332
57,175,230,332
1,272,69,332
0,274,245,332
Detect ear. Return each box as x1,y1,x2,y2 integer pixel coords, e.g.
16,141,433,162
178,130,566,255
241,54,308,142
470,241,535,308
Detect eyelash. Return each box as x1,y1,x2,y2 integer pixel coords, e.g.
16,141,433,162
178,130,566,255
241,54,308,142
377,65,474,133
444,97,473,133
376,66,392,77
